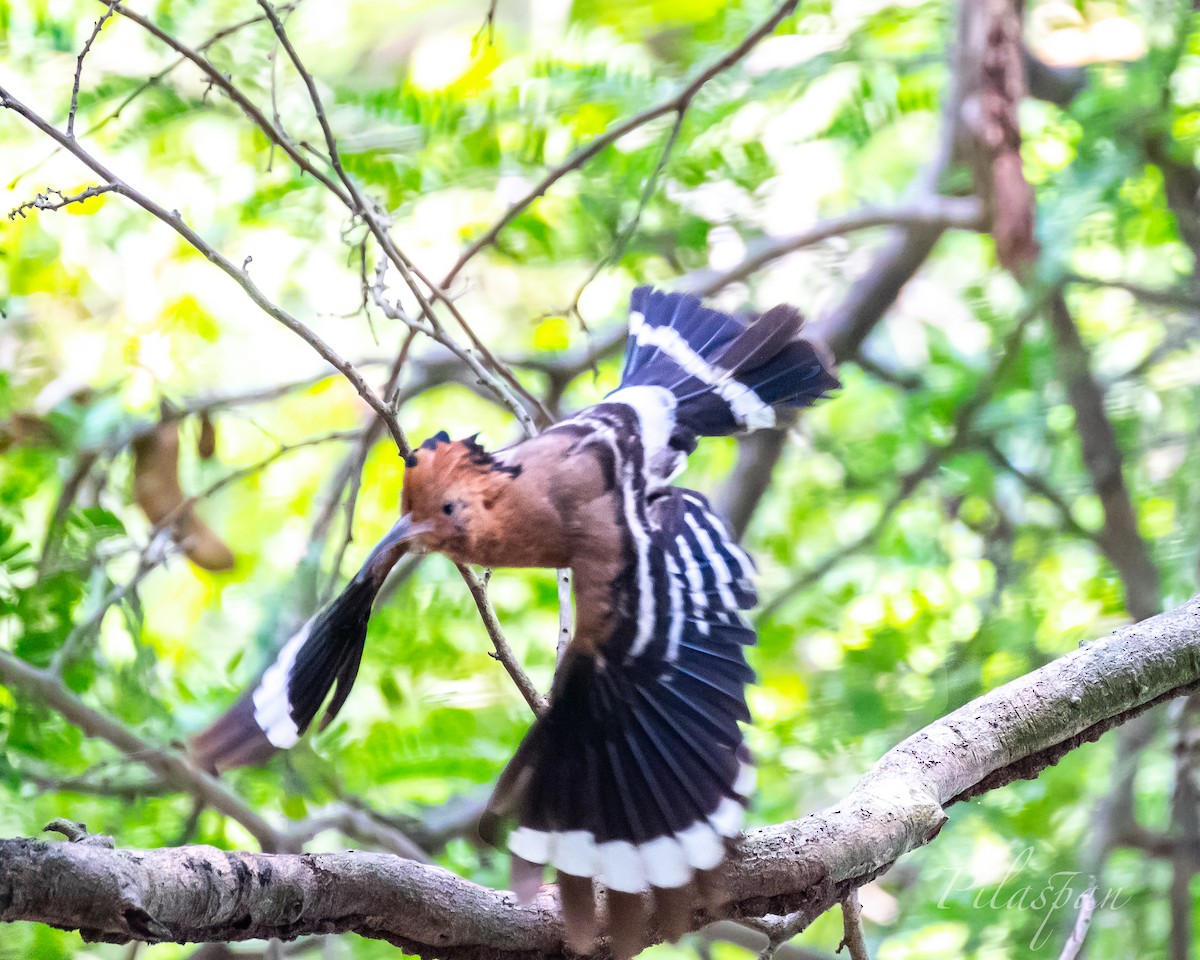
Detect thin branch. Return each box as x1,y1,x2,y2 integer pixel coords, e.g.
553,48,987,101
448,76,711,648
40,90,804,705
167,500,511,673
565,109,687,321
982,439,1103,545
89,1,347,203
0,649,285,850
1066,272,1200,314
688,197,985,298
150,430,364,547
24,770,168,801
456,564,547,716
285,803,430,863
756,438,954,621
8,184,113,219
67,2,117,138
441,0,802,287
252,0,542,432
49,530,178,675
320,437,373,605
38,450,99,578
9,2,304,189
51,430,361,674
9,41,990,719
702,921,835,960
0,86,407,452
95,0,528,438
473,0,500,49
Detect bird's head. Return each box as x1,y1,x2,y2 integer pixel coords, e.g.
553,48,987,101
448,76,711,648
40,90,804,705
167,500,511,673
399,430,516,558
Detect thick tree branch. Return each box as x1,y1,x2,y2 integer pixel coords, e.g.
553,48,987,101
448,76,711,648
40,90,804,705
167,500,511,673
4,595,1200,955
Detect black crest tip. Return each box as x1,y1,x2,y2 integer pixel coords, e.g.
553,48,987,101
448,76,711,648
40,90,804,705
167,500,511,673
419,430,452,451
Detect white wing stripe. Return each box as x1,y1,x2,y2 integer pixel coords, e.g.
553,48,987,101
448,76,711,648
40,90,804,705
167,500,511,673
251,619,312,749
684,513,738,610
664,552,685,663
628,314,776,429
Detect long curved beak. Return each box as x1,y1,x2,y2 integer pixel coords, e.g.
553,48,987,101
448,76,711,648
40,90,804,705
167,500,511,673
362,513,430,584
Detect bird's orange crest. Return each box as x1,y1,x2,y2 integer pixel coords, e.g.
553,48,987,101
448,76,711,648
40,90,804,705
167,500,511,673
401,431,519,556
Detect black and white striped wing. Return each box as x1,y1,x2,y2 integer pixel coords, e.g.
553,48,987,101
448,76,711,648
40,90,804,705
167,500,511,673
491,488,758,900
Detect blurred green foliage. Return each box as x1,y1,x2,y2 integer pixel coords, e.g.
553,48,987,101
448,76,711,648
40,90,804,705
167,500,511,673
2,0,1200,958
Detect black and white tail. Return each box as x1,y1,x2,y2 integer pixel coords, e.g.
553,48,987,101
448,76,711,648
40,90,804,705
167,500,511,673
616,285,839,440
190,524,409,772
481,490,761,957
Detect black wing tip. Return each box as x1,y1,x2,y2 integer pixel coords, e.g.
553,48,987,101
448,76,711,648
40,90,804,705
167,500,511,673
191,546,392,774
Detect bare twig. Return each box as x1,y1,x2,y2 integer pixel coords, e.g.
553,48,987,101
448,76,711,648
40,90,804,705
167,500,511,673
285,803,430,863
96,0,529,440
252,0,542,431
442,0,802,287
8,2,304,190
983,439,1103,545
320,437,373,605
1066,273,1200,313
38,450,100,578
456,564,547,716
565,109,687,321
688,197,985,298
49,530,178,675
50,430,361,675
151,430,363,546
8,184,113,219
473,0,500,49
756,438,955,621
67,2,118,138
0,87,406,452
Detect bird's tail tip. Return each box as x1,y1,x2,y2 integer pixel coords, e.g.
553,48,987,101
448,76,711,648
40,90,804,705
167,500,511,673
481,645,754,957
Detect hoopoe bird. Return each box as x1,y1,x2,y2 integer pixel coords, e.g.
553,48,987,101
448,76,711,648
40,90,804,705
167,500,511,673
192,287,839,957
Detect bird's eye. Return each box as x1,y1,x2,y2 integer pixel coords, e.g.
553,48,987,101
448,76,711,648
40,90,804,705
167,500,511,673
442,502,454,516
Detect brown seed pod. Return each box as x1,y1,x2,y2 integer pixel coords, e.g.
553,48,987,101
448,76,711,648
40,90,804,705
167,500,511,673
197,411,217,460
133,421,234,571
